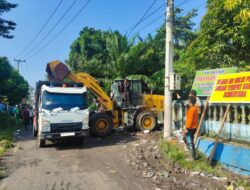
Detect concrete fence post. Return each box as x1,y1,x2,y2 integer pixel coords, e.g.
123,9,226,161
213,105,217,122
233,105,238,124
219,105,224,122
241,105,246,125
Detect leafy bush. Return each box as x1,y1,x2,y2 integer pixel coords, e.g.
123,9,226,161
0,113,22,155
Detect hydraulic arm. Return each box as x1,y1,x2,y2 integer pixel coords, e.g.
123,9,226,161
46,60,113,110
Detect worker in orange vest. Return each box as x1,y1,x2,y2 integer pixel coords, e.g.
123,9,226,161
184,96,198,159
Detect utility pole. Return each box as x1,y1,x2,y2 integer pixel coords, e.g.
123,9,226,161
163,0,174,139
14,59,26,72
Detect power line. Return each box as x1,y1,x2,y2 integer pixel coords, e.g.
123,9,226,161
126,0,157,36
179,2,206,16
127,0,191,38
136,14,164,35
125,2,165,37
140,3,165,25
24,61,31,79
17,0,64,58
127,2,165,36
27,0,92,59
175,0,189,7
136,1,206,35
23,0,79,58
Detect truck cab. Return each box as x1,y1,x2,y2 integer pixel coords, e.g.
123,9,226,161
34,81,89,147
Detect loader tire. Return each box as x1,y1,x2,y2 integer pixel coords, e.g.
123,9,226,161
136,111,156,131
90,113,113,137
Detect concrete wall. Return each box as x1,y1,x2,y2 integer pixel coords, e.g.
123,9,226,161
202,103,250,143
196,137,250,176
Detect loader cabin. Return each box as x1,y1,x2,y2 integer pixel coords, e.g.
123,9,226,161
110,79,150,108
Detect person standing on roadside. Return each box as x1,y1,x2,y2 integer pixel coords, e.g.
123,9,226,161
189,89,201,114
29,106,34,127
184,96,198,159
14,105,19,118
22,105,30,130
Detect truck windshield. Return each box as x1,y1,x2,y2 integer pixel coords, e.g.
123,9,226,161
42,91,87,110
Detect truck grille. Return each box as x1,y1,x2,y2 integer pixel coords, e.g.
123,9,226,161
50,122,82,133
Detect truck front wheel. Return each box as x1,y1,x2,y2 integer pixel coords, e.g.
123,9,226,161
90,113,113,137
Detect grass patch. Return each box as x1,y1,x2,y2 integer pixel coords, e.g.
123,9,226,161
160,139,224,176
0,169,6,179
235,179,250,190
0,113,23,156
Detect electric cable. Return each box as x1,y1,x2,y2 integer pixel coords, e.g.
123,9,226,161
135,1,206,35
140,3,165,26
23,0,79,58
175,0,189,7
179,2,206,16
126,0,157,36
136,14,164,35
17,0,64,58
128,0,191,37
27,0,92,59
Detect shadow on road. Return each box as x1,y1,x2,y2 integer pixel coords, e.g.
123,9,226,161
15,127,140,151
56,132,138,151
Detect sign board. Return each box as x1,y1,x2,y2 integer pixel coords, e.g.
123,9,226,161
192,67,237,96
210,72,250,103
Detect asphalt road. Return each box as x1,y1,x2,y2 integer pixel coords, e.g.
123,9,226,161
0,129,155,190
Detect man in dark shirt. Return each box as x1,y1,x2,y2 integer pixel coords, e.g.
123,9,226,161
124,79,130,105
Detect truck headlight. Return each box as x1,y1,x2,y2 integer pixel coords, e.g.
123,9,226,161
42,119,50,132
82,112,89,130
82,123,89,129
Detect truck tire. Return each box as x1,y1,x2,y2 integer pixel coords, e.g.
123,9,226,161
90,113,113,137
136,111,156,131
38,137,45,148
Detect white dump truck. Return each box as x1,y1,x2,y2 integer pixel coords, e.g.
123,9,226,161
33,81,89,147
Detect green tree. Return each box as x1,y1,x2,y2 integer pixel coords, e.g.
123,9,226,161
224,0,250,22
0,57,29,104
176,0,250,90
143,8,198,93
0,0,18,39
67,27,111,78
67,9,198,94
105,31,133,78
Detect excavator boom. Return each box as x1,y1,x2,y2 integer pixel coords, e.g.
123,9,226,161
46,60,113,110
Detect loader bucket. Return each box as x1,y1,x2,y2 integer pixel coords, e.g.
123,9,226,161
46,60,71,82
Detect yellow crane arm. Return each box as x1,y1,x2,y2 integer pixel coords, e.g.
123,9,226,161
46,60,113,110
68,72,113,110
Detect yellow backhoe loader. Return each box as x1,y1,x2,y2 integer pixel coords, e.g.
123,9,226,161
46,60,164,137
